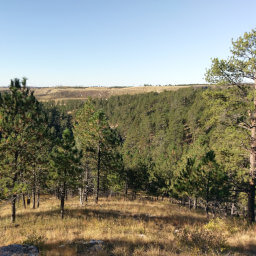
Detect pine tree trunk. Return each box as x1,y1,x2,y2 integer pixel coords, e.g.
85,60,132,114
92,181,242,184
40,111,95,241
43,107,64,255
37,190,40,208
22,193,26,209
95,143,101,204
11,193,17,223
61,183,66,219
248,183,255,222
32,188,36,209
124,176,128,200
79,188,83,205
32,169,36,209
11,154,18,223
84,169,88,202
248,80,256,223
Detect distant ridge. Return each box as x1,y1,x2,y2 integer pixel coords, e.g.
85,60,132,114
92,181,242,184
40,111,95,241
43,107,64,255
0,84,212,102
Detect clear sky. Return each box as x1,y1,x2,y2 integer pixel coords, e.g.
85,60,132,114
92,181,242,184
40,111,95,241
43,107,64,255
0,0,255,87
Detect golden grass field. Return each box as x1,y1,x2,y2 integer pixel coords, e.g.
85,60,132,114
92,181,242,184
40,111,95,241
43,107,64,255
0,196,256,255
0,86,191,102
31,86,192,101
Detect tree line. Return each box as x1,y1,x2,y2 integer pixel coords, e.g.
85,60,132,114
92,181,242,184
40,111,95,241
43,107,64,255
1,79,253,223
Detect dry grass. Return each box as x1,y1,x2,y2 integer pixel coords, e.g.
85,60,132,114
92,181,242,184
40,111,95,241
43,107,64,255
32,86,190,102
0,196,255,255
0,86,191,102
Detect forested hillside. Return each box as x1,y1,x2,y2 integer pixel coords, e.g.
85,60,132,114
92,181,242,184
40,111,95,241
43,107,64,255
1,1,256,254
94,86,251,215
44,85,253,218
0,79,253,220
1,79,255,255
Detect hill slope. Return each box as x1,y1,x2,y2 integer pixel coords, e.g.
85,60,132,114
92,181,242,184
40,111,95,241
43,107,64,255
0,86,191,101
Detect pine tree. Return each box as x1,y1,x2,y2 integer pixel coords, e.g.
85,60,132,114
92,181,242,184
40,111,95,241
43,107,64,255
74,99,121,203
205,28,256,222
0,78,48,222
50,128,81,218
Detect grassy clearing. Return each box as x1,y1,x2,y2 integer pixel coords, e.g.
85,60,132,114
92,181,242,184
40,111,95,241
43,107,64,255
0,196,255,255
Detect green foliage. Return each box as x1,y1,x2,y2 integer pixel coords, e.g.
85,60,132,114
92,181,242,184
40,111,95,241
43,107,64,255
205,28,256,85
95,88,202,196
198,151,230,204
0,78,48,198
74,98,122,195
205,28,256,222
49,128,82,189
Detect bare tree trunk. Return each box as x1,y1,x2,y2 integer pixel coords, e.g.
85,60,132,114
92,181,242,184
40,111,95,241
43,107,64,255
11,194,17,223
231,203,235,216
193,197,197,209
248,80,256,223
95,143,100,204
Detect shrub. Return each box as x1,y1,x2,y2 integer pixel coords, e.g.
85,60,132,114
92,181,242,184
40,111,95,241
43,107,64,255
175,226,228,254
23,234,45,249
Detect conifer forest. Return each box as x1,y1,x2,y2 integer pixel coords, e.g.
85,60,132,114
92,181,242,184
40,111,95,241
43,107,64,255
0,28,256,256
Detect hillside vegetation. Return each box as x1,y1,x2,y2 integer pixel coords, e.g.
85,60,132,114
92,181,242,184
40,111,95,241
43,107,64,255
1,79,256,255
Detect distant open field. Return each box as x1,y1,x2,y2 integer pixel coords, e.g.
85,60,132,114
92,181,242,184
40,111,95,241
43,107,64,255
0,86,194,101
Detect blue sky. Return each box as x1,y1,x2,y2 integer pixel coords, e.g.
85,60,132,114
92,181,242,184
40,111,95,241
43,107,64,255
0,0,255,87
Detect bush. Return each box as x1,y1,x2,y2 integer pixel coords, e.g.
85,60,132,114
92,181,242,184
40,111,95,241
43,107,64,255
204,217,227,232
204,217,248,235
175,226,228,254
23,234,45,249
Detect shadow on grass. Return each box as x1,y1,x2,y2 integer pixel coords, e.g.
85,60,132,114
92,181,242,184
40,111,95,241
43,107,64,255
229,243,256,256
11,206,207,227
40,237,256,256
41,237,176,256
1,205,255,255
